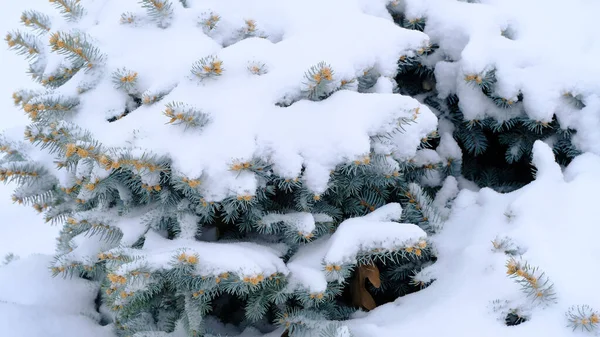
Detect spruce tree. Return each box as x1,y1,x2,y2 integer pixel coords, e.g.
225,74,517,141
2,1,460,336
387,0,582,192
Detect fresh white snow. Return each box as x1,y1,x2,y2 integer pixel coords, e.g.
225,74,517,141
2,0,600,337
0,254,113,337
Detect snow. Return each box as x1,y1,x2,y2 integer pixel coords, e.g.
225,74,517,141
114,208,424,291
324,204,426,265
346,141,600,336
9,0,436,202
119,231,289,278
0,183,57,257
260,212,318,236
0,254,113,337
3,0,600,337
287,236,332,293
436,132,462,160
287,204,426,292
432,176,459,218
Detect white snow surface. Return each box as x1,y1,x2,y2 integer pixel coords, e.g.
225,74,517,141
0,254,113,337
286,236,332,293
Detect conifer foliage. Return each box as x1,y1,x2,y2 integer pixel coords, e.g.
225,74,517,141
2,1,460,337
386,1,582,191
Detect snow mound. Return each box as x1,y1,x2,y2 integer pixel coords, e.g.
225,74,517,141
115,231,288,278
347,142,600,336
287,203,426,293
324,203,426,265
0,254,113,337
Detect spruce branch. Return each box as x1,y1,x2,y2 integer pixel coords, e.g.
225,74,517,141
238,19,266,39
229,158,271,177
140,0,174,28
191,55,224,80
247,61,268,75
409,266,435,289
20,10,52,34
404,183,443,234
12,183,58,209
506,258,556,305
522,118,552,134
0,163,45,185
491,236,523,256
120,12,137,25
21,95,79,122
464,68,497,95
403,17,426,31
566,305,600,332
456,121,488,155
2,253,19,266
163,102,211,130
49,31,105,70
418,130,440,149
489,117,519,133
339,77,357,91
198,12,220,34
5,30,42,60
112,68,140,94
49,0,85,21
141,85,175,105
302,62,337,101
397,55,419,74
1,1,455,328
11,89,40,107
562,91,586,109
416,43,438,56
245,292,270,322
491,95,519,109
38,65,80,88
0,137,25,163
357,68,380,93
